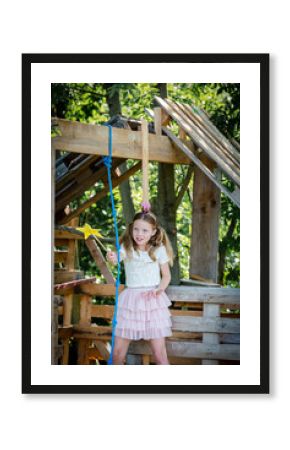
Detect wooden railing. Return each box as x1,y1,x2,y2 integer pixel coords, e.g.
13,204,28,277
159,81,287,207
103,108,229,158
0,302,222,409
55,284,240,365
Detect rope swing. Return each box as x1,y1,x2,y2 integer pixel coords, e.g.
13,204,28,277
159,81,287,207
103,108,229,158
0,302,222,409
102,124,121,365
103,120,151,364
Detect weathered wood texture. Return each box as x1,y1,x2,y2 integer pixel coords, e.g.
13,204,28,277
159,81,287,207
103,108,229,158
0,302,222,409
55,284,239,364
85,239,115,283
154,97,240,186
52,118,190,164
202,303,220,365
128,340,239,361
190,154,221,282
52,296,62,364
58,160,142,225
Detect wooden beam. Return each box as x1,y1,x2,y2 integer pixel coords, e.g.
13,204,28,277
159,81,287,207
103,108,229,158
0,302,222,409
85,239,115,283
202,304,220,365
166,286,240,304
52,119,190,164
163,127,240,207
172,315,240,334
54,270,84,285
80,283,125,296
155,97,240,186
57,161,142,224
146,107,239,208
129,339,240,361
180,102,240,167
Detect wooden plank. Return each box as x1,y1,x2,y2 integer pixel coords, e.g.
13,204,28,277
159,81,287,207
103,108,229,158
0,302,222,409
58,161,142,224
74,324,111,335
91,304,114,319
129,339,240,361
175,100,240,173
155,97,240,186
80,283,125,296
72,315,239,336
186,103,240,162
55,158,122,213
56,154,100,191
85,239,115,283
63,293,73,327
154,107,162,136
54,270,84,284
52,296,62,364
79,294,92,326
54,276,96,293
172,315,240,333
52,119,191,164
202,303,220,365
142,108,239,209
166,286,240,304
55,230,84,240
160,126,240,207
180,102,240,167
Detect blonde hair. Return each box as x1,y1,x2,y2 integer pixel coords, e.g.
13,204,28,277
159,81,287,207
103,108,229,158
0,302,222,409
120,211,174,266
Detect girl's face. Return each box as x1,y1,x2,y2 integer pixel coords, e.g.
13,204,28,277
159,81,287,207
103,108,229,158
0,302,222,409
132,219,156,249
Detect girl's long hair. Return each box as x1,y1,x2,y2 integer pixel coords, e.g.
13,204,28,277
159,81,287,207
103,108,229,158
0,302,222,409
120,212,174,266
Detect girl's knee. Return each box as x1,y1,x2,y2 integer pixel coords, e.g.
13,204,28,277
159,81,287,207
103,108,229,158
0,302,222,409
151,343,169,365
112,339,130,364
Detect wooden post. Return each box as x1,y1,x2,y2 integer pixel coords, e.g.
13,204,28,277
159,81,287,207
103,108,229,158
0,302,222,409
154,107,162,136
85,238,115,283
61,293,73,365
77,294,92,365
190,153,221,282
202,303,220,365
52,296,62,364
141,119,149,204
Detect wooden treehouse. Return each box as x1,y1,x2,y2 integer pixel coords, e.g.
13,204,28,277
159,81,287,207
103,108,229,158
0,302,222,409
52,97,240,365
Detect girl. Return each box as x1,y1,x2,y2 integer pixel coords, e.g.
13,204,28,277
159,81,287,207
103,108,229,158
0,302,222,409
107,211,174,365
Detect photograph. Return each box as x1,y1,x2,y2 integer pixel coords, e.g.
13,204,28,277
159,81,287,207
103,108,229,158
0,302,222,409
22,53,269,393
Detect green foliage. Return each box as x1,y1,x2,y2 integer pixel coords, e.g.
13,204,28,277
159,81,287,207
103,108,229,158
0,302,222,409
52,82,240,286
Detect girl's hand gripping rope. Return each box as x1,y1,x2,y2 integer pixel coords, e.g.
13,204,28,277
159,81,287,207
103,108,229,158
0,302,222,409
107,250,117,265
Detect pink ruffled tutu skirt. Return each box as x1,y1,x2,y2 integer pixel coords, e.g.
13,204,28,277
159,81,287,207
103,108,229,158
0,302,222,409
114,287,173,340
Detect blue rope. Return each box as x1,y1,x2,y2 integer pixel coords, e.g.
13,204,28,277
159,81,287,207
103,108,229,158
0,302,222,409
103,125,121,365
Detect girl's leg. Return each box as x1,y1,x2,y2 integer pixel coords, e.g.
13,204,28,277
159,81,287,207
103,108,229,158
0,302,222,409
112,336,131,365
149,337,170,365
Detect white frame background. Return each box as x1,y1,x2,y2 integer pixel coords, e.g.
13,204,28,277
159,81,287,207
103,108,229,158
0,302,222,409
22,54,269,393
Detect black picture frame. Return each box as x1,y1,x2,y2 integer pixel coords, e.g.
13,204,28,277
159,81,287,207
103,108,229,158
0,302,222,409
22,53,269,394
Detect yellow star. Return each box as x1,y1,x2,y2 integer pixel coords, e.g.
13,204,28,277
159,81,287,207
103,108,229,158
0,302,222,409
76,223,103,240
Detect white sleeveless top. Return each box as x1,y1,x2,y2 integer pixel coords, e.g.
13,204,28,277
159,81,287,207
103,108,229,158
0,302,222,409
120,244,170,288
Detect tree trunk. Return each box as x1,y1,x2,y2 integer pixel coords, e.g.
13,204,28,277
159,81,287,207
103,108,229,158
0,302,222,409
190,154,221,282
218,216,237,284
154,83,180,284
104,84,135,225
157,163,180,284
